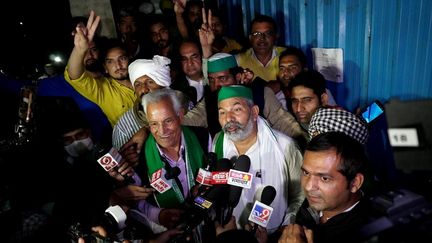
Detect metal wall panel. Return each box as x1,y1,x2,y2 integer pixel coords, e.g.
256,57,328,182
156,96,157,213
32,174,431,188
219,0,432,111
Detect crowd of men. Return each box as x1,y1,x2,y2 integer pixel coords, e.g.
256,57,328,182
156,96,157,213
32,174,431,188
0,1,416,242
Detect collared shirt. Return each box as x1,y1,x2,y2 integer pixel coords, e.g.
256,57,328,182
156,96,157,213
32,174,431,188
155,134,189,199
319,200,361,222
235,46,286,81
64,69,135,126
186,76,204,102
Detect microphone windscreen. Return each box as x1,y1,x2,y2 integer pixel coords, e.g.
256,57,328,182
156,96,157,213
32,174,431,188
204,184,229,201
234,154,251,172
204,152,217,171
214,158,232,171
165,167,181,180
227,155,251,207
261,185,276,206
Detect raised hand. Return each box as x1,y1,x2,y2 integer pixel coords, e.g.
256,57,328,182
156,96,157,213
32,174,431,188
199,8,215,58
236,68,255,85
173,0,186,15
73,10,100,51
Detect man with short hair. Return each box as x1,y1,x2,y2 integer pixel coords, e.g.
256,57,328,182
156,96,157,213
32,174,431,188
136,88,209,230
236,14,286,82
279,131,372,243
274,47,336,110
171,40,207,104
213,85,304,234
287,70,329,132
206,52,307,143
65,11,135,127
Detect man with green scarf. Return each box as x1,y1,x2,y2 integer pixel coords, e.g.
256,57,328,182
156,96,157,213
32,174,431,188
213,85,304,238
136,88,209,231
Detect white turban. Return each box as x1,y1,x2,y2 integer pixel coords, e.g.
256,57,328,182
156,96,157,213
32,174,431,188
128,55,172,89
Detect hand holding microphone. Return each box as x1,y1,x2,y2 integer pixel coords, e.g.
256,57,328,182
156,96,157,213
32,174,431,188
149,167,181,194
248,185,276,233
97,147,136,184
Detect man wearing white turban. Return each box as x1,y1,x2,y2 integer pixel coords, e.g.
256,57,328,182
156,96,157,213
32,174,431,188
112,55,207,165
112,55,173,152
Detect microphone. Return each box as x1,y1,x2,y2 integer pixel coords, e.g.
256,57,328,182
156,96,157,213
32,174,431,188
223,154,252,224
149,166,181,194
195,152,218,187
96,146,135,184
166,166,181,180
210,158,232,185
193,157,232,198
173,158,234,242
248,185,276,231
170,181,227,243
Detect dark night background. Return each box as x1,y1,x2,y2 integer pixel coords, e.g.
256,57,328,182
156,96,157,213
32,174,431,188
0,0,72,79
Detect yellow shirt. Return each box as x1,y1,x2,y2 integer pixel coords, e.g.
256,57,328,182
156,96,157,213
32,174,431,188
64,69,135,127
236,46,286,82
221,38,243,54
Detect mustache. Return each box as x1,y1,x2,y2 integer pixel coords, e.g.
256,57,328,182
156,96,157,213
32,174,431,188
223,121,245,132
305,192,321,198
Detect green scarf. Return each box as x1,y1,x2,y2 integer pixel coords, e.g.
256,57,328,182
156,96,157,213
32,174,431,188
214,132,225,160
145,127,204,208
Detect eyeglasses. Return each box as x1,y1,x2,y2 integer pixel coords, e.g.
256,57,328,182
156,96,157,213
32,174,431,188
251,31,274,39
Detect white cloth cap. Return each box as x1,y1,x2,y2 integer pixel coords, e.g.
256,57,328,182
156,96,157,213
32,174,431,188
128,55,172,89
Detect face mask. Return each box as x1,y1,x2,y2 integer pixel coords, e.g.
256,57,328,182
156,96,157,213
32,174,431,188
64,137,94,157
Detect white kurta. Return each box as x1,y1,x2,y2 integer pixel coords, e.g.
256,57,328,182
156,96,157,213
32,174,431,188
212,117,304,233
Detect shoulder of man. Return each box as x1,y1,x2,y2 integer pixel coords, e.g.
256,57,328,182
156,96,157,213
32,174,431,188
275,46,287,55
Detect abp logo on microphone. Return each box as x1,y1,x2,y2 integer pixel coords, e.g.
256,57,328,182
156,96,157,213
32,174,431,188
227,169,253,188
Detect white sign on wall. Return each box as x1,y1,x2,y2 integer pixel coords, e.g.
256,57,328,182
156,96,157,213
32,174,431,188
312,48,344,83
388,128,420,147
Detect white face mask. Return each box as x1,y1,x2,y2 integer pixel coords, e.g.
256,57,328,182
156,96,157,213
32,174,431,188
64,137,94,157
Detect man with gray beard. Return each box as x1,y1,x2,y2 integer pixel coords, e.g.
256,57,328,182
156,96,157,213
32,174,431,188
212,85,304,238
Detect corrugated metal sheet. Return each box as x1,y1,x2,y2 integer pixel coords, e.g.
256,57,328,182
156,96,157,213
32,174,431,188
218,0,432,111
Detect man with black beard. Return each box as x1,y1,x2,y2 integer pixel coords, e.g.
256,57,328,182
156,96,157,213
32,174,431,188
212,85,304,238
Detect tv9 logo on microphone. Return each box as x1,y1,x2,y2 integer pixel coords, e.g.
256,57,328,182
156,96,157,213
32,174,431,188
248,201,273,227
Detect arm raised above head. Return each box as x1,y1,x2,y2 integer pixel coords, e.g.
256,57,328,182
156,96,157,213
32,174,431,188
67,10,101,80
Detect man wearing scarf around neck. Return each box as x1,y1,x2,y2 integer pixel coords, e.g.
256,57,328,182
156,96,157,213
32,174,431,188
136,88,210,238
213,85,304,240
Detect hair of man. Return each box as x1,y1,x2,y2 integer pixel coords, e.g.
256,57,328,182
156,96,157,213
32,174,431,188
142,88,182,115
306,131,368,183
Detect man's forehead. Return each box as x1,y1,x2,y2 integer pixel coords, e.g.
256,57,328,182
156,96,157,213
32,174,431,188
303,149,341,171
147,101,177,117
150,22,166,31
209,70,231,77
135,75,154,83
251,21,274,31
280,55,300,65
180,43,200,55
291,85,315,97
106,48,127,58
